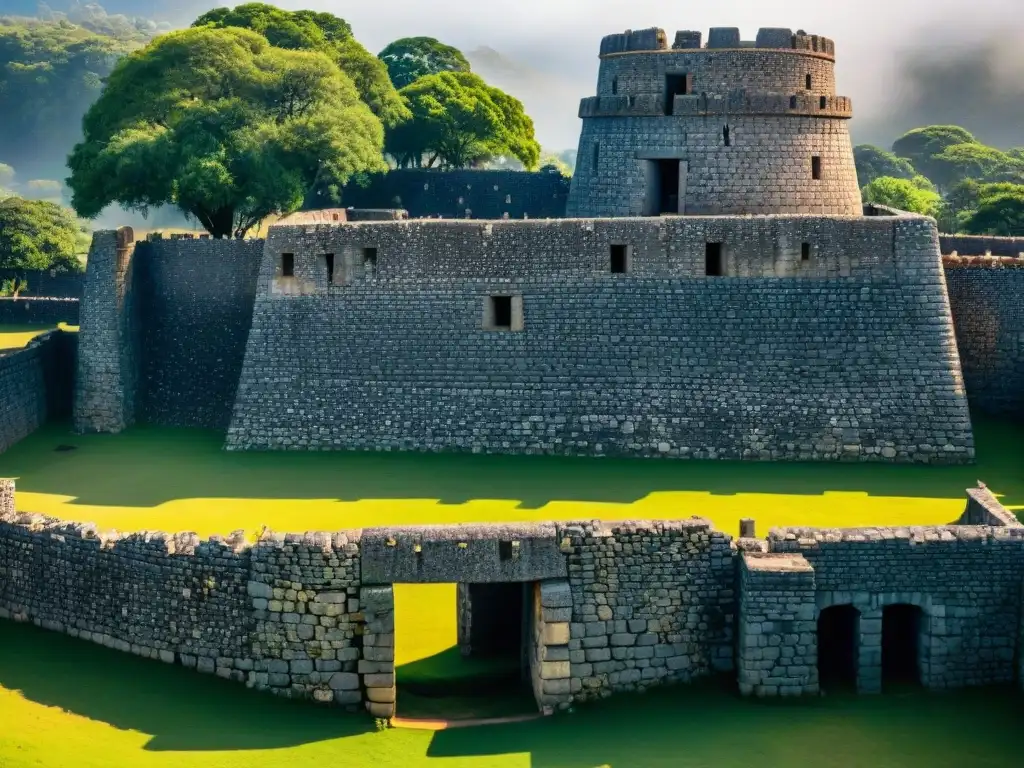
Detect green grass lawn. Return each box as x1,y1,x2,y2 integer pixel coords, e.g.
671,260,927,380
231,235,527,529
0,620,1019,768
0,417,1022,765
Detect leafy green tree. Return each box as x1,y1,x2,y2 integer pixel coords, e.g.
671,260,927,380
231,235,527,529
891,126,978,184
386,71,539,170
962,187,1024,236
862,176,942,217
0,20,138,180
193,4,407,128
378,37,470,89
854,144,916,187
928,143,1024,190
67,27,386,238
0,197,85,296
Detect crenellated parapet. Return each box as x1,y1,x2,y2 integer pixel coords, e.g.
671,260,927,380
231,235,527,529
600,27,836,59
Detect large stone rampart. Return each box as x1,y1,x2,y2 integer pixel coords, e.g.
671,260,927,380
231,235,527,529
0,297,79,326
135,238,263,429
943,260,1024,418
0,330,75,454
226,214,973,463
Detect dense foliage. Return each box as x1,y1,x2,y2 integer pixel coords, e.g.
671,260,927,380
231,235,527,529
0,18,138,180
193,4,408,128
67,26,386,237
378,37,470,89
385,71,540,170
862,176,943,217
0,196,86,295
891,125,979,185
854,145,916,187
961,183,1024,236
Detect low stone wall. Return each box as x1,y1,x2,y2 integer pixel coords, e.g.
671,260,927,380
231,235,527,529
0,331,76,454
0,298,79,326
0,269,83,299
940,235,1024,257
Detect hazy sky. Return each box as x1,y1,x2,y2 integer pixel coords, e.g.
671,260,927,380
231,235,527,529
18,0,1024,150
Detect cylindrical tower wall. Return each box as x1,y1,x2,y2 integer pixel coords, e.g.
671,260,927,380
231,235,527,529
566,27,862,218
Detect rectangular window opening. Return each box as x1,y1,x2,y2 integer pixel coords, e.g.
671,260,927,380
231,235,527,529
705,243,723,277
363,247,378,273
801,243,811,261
723,126,731,146
812,156,822,180
592,141,600,169
790,95,797,109
806,74,813,90
610,244,628,273
664,73,690,116
491,296,512,330
820,95,827,110
324,253,335,284
281,253,294,278
498,541,514,561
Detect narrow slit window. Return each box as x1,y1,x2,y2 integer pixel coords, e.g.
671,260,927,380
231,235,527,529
820,95,827,110
611,76,618,95
610,244,628,273
705,243,723,276
723,126,731,146
593,141,600,169
324,253,335,284
281,253,294,277
491,296,512,330
806,74,812,90
812,156,822,180
801,243,811,261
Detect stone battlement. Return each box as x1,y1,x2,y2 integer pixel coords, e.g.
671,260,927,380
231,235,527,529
579,90,853,120
599,27,835,58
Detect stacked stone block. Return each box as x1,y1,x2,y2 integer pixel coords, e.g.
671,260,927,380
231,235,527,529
0,332,65,454
529,580,574,711
0,297,79,326
943,260,1024,419
560,520,735,701
359,586,397,718
738,553,818,696
73,228,139,433
247,531,363,705
227,214,973,463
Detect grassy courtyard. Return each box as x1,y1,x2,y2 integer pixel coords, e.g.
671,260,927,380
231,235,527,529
0,417,1022,765
0,323,78,351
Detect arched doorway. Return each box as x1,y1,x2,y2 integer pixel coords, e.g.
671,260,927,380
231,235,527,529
817,605,859,691
882,604,924,689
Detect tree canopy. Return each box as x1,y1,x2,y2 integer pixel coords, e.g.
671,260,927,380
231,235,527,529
853,144,916,187
0,19,138,180
962,184,1024,236
386,71,540,170
928,143,1024,190
891,126,979,187
193,4,408,128
67,26,386,238
0,197,85,295
862,176,942,217
378,36,470,90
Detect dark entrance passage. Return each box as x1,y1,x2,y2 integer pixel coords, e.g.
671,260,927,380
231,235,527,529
396,583,535,722
882,604,923,688
657,160,680,214
817,605,859,691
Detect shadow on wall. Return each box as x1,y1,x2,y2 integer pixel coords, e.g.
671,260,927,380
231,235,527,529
0,418,1022,512
0,621,372,753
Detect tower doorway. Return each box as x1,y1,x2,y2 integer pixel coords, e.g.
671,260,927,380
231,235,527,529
817,605,859,691
882,604,924,689
644,160,686,215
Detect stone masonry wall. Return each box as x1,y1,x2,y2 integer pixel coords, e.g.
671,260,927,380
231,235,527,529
940,235,1024,257
0,298,79,326
135,238,263,429
944,261,1024,419
559,519,736,701
0,269,83,299
341,170,570,220
73,228,139,433
0,331,76,454
227,214,973,462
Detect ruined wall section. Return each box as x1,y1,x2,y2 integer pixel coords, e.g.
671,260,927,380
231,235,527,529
341,170,570,220
136,238,263,429
0,331,75,454
944,260,1024,418
768,518,1024,689
227,215,973,463
73,228,139,433
559,520,735,701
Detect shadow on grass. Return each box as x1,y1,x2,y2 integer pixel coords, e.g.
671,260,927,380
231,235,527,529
426,679,1023,768
0,415,1021,512
0,621,372,752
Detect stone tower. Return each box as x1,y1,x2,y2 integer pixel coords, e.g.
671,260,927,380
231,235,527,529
566,27,862,218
